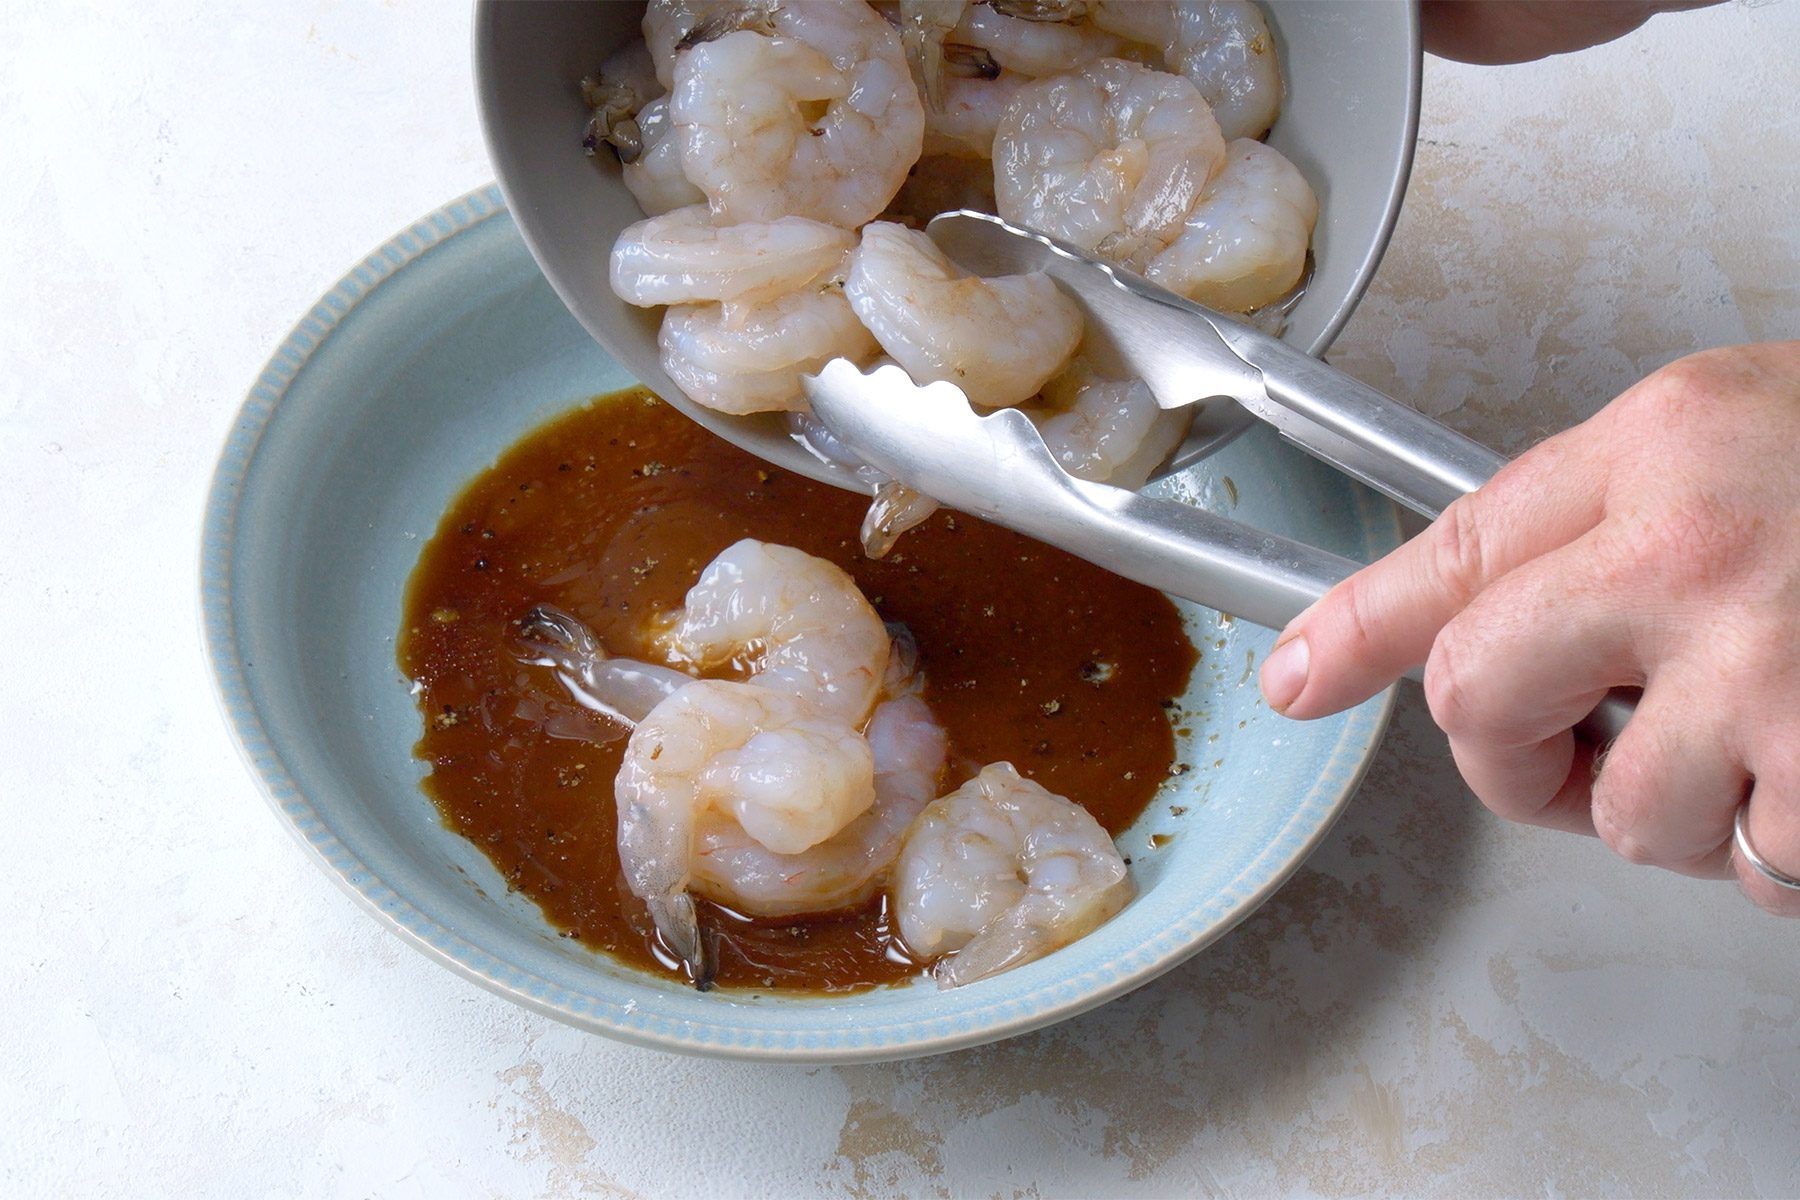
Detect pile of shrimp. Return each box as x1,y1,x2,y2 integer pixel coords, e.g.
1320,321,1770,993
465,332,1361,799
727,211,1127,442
591,0,1316,552
520,538,1134,989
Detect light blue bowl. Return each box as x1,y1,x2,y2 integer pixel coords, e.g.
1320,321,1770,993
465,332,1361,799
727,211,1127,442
201,187,1399,1062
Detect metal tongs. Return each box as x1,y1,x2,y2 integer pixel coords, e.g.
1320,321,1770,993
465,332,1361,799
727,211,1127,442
802,211,1633,742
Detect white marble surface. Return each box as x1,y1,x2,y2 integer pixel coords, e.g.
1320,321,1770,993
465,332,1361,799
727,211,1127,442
4,2,1797,1196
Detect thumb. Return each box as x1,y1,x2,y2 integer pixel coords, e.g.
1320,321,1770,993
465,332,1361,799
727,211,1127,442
1261,425,1609,719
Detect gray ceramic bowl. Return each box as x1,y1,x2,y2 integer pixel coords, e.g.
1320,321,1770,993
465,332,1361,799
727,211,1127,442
202,188,1400,1062
474,0,1422,483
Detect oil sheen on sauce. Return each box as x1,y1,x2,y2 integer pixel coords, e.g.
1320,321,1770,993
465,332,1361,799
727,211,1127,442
399,390,1197,993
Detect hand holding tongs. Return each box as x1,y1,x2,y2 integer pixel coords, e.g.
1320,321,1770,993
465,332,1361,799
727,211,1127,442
801,211,1633,742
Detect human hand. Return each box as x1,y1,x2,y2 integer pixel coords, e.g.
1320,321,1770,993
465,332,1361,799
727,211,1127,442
1259,343,1800,915
1422,1,1717,65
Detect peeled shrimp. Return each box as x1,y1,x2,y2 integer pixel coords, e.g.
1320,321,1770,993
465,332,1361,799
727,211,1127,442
1092,0,1282,141
521,595,941,929
690,692,948,916
620,98,707,217
896,0,970,110
1144,136,1317,313
946,3,1125,77
1030,364,1188,486
643,0,774,91
844,221,1082,408
892,762,1136,988
658,286,877,415
609,205,856,308
617,680,877,978
654,538,891,726
993,58,1225,270
671,2,925,227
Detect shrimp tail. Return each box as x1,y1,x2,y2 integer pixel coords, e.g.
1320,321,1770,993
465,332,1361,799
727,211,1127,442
518,603,596,657
899,0,970,111
677,2,777,52
650,891,714,990
860,480,940,560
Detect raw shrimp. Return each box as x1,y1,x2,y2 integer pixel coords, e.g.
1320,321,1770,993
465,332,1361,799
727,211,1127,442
516,605,694,726
617,679,877,979
892,762,1136,987
671,2,925,227
896,0,970,109
1092,0,1282,140
789,411,942,559
658,286,877,414
946,3,1125,77
1144,136,1316,312
993,58,1225,270
690,692,948,916
609,205,856,307
654,539,892,726
843,221,1082,408
620,98,707,217
1030,364,1188,486
643,0,775,91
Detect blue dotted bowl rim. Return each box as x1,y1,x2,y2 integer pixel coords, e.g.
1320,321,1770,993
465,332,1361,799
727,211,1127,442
199,184,1400,1062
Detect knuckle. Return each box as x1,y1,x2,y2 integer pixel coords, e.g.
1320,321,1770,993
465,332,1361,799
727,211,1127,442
1610,831,1661,868
1472,771,1551,826
1603,496,1760,594
1590,748,1659,861
1429,496,1489,605
1422,631,1485,741
1330,573,1381,660
1627,352,1727,421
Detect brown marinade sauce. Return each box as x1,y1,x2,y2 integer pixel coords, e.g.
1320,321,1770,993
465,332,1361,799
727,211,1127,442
398,390,1197,993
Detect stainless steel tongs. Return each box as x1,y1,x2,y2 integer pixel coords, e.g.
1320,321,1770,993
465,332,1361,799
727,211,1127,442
802,210,1633,741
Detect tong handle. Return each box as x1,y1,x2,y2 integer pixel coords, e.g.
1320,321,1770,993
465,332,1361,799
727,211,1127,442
1060,476,1632,745
1066,475,1357,629
1220,324,1507,519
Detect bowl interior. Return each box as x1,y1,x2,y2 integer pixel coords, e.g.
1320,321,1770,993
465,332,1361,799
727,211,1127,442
474,0,1421,487
204,192,1398,1061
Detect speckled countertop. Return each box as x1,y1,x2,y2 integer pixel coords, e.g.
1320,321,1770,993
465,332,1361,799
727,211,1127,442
4,2,1796,1196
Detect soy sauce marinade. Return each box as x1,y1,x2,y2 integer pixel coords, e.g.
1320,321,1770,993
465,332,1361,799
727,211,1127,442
399,391,1197,992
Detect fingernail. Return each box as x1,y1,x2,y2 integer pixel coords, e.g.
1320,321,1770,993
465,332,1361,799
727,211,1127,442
1261,635,1309,712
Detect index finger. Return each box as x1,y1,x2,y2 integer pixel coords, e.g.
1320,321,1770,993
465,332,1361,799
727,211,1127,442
1262,422,1610,720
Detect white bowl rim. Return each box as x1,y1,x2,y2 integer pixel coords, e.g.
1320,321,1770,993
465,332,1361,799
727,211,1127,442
198,184,1399,1063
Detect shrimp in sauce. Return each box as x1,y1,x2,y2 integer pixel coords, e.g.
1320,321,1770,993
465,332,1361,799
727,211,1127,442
617,679,879,981
892,762,1136,988
652,538,892,725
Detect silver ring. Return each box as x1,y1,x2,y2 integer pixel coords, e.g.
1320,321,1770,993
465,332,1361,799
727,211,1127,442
1734,805,1800,892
